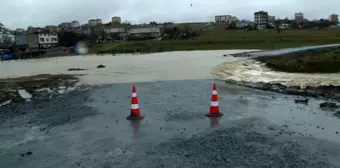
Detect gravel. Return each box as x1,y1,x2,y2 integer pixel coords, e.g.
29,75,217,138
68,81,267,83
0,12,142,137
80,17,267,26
107,122,340,168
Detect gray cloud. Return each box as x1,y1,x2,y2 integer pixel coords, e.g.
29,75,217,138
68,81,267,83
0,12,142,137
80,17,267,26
0,0,339,29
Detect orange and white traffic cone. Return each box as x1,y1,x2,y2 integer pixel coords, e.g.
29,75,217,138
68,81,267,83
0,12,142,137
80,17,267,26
206,83,223,117
126,85,144,120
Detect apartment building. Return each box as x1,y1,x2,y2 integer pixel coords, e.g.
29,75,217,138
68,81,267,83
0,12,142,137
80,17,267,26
329,14,339,22
295,12,304,22
15,33,58,48
111,16,121,24
254,11,269,28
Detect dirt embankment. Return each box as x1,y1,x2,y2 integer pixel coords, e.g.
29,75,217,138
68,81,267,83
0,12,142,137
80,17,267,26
0,74,79,103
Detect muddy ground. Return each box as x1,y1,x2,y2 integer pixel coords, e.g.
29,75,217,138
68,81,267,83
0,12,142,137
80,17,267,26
0,74,80,103
224,79,340,101
1,80,340,168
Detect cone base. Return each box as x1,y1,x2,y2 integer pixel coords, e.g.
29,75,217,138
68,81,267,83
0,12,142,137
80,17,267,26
126,115,144,120
206,112,223,117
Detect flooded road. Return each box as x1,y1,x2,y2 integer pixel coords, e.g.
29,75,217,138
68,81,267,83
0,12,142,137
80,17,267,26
0,50,253,85
1,80,340,168
1,50,340,168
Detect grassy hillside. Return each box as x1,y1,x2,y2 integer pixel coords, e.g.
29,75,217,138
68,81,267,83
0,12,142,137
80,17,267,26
89,29,340,54
256,46,340,73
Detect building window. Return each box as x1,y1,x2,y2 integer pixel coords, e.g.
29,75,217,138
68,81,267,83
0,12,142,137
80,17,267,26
51,38,57,41
46,38,49,42
40,38,45,42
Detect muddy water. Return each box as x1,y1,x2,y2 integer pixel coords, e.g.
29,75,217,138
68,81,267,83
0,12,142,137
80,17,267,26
216,59,340,88
0,50,254,85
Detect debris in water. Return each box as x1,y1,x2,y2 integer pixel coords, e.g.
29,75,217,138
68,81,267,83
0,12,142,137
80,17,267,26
26,151,33,156
97,64,106,68
320,102,339,110
68,68,88,71
294,99,309,104
18,89,32,99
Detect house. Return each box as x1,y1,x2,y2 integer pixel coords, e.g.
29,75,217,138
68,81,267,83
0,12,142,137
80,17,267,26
15,33,58,49
104,25,127,34
70,21,80,28
254,11,269,28
59,22,71,30
27,26,43,33
78,25,92,35
16,28,25,33
128,27,161,37
0,25,15,44
0,33,6,44
45,25,59,33
88,19,102,26
96,36,114,43
176,22,208,32
215,15,238,24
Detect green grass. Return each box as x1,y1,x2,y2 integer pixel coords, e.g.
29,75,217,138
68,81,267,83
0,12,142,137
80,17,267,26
256,46,340,73
89,29,340,54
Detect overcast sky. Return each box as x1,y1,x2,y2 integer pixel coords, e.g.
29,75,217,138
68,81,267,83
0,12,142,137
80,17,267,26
0,0,338,29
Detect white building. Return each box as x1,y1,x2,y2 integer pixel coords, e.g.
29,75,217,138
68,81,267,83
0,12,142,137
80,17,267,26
104,27,126,33
70,21,80,28
15,33,58,48
295,12,304,22
254,11,268,28
215,15,231,22
88,19,102,26
38,34,58,48
128,27,161,37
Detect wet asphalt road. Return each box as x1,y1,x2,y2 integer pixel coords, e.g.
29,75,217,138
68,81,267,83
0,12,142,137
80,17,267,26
1,80,340,168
